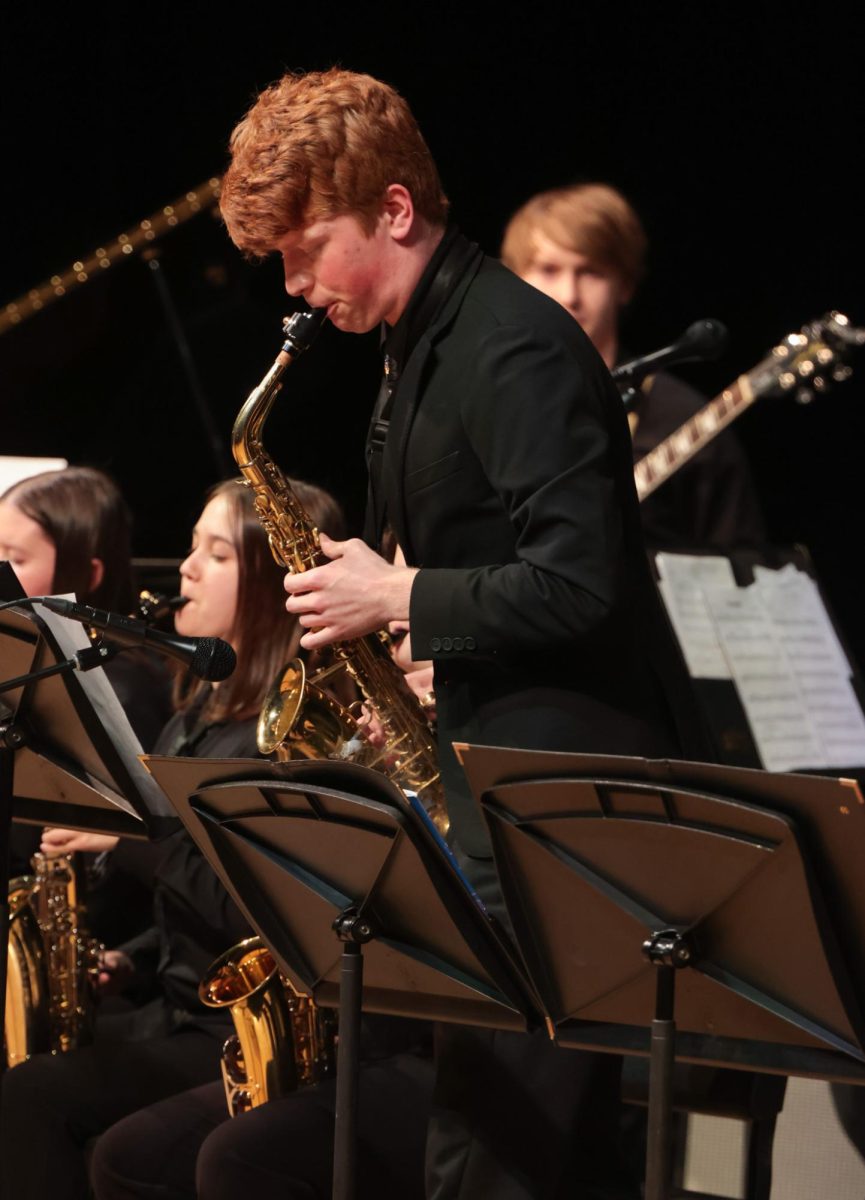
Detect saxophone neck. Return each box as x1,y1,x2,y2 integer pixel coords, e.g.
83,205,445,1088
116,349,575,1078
232,308,327,469
231,358,287,471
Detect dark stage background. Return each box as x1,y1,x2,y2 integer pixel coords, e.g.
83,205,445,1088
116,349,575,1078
3,8,864,661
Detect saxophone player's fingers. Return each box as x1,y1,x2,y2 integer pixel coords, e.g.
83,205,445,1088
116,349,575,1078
299,625,338,650
317,531,346,559
295,609,326,627
285,590,322,615
284,564,325,594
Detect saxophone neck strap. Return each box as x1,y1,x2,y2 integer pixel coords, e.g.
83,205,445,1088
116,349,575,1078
365,228,482,548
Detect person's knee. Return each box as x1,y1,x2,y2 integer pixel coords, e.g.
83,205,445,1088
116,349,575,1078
89,1119,143,1197
196,1109,320,1200
196,1120,255,1200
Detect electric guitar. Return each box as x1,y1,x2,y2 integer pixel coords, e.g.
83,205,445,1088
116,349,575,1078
633,312,864,501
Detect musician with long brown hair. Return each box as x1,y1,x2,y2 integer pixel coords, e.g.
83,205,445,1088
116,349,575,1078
0,465,175,948
0,477,345,1200
0,464,174,751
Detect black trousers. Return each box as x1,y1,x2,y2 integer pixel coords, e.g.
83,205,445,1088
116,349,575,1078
0,1000,227,1200
425,847,637,1200
90,1052,434,1199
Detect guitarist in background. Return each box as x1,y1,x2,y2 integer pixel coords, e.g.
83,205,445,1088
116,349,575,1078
501,183,767,549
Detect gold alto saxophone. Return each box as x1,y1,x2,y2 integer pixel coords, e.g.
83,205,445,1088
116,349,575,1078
5,852,101,1066
232,308,448,833
199,936,335,1115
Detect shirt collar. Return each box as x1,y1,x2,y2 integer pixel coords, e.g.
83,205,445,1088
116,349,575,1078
382,225,461,373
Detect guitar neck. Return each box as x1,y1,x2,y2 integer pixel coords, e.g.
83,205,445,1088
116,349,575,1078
634,372,758,502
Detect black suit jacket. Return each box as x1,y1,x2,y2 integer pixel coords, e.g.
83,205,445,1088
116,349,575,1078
374,237,705,854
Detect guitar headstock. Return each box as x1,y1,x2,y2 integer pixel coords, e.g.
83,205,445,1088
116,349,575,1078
769,311,865,404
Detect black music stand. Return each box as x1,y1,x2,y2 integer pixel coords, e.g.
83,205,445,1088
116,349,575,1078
144,753,542,1200
456,742,865,1200
0,580,172,838
1,571,176,1077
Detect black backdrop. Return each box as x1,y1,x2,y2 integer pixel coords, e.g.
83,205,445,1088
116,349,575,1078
3,7,864,662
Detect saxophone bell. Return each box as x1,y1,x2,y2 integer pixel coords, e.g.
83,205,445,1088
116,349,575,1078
200,936,335,1117
5,853,101,1067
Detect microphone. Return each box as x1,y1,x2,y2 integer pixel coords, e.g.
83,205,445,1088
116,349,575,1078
611,318,729,387
37,597,237,682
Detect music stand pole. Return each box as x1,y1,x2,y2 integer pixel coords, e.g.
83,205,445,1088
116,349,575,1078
332,907,375,1200
643,929,693,1200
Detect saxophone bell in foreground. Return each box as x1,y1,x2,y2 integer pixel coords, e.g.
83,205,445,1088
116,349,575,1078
232,309,448,834
199,936,335,1116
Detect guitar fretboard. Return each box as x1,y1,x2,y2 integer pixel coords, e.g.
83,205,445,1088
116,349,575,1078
634,373,756,501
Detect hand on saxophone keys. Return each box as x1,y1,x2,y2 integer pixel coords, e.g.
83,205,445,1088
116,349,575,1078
387,621,436,719
283,532,418,649
97,948,134,996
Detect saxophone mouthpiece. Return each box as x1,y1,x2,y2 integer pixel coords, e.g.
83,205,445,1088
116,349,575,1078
281,308,328,354
137,591,188,623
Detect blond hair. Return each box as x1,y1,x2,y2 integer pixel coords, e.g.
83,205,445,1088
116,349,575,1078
501,183,647,291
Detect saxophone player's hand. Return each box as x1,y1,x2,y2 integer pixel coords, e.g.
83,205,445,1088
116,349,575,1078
284,533,418,649
97,949,135,996
387,621,436,717
41,828,120,857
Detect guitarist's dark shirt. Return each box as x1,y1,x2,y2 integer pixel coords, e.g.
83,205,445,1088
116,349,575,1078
631,369,767,550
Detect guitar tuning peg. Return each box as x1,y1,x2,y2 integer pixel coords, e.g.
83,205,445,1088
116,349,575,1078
796,387,814,405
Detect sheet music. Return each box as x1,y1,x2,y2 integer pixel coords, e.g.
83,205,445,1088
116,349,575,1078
32,602,171,819
0,455,68,495
750,567,865,768
701,586,827,771
655,553,734,680
655,554,865,772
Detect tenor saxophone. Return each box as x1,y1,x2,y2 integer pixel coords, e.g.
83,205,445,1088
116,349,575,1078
199,936,335,1116
232,309,448,832
5,853,101,1066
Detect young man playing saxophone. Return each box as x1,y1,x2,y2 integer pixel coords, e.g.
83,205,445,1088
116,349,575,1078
218,68,703,1200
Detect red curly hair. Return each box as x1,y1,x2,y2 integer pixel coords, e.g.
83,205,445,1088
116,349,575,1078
220,69,449,257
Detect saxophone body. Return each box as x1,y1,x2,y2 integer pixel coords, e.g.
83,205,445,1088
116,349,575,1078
232,310,447,831
5,853,101,1066
200,936,335,1116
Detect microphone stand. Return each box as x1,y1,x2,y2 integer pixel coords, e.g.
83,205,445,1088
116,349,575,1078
613,318,728,412
142,246,231,480
0,639,120,693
